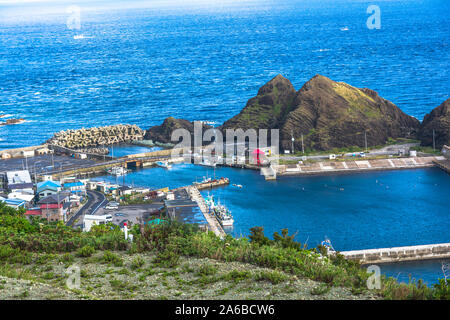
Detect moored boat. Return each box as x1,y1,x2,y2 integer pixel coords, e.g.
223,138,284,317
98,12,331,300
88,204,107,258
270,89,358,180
213,201,234,227
107,166,128,176
156,161,172,169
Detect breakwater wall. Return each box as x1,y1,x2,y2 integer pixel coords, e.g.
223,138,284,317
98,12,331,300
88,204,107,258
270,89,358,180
276,156,442,176
443,145,450,159
340,243,450,264
47,124,145,149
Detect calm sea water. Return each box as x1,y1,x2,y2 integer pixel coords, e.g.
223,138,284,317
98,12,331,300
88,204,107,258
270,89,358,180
0,0,449,149
94,163,450,284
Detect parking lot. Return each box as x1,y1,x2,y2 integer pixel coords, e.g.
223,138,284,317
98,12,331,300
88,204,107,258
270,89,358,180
95,202,165,227
0,154,97,176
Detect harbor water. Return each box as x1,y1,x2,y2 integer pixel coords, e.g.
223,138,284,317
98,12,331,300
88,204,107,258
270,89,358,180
94,164,450,285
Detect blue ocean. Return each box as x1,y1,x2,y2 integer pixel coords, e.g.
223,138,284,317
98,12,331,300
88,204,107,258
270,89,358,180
0,0,449,148
0,0,449,284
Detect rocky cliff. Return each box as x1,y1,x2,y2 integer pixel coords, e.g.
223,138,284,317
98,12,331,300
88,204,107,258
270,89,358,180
218,74,420,151
280,75,420,151
221,75,297,131
144,117,211,144
418,98,450,149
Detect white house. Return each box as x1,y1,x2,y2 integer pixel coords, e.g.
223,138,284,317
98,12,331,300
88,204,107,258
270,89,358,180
83,214,113,232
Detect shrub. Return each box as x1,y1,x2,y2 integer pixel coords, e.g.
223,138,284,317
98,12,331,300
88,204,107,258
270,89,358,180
78,245,95,257
197,264,218,277
254,270,288,285
433,279,450,300
102,251,123,267
310,283,331,295
130,256,145,270
249,227,271,246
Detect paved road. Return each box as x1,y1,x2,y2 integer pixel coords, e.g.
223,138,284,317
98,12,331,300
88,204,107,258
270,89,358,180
278,143,421,161
66,190,107,227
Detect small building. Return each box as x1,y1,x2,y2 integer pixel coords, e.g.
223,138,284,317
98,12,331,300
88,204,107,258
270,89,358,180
1,198,26,209
8,190,35,203
63,181,86,195
36,180,62,198
117,185,133,196
38,193,71,222
21,150,35,158
443,145,450,159
1,153,11,159
25,207,42,217
83,214,113,232
35,147,52,155
6,170,33,194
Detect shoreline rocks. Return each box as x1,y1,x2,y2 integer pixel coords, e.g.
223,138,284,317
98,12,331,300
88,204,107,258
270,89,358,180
418,98,450,149
0,118,26,126
47,124,145,149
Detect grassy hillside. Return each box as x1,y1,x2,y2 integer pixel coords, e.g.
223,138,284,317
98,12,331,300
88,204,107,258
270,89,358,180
0,203,448,300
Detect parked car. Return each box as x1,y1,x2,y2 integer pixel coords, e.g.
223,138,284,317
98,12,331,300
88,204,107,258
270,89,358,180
114,213,125,217
105,203,119,210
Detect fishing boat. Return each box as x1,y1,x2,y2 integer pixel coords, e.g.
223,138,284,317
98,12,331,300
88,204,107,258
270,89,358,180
199,158,216,167
107,167,128,176
193,176,212,185
205,193,216,212
156,161,172,169
213,201,234,227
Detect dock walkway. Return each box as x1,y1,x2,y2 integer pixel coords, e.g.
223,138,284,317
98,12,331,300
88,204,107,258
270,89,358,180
187,186,226,238
276,156,442,177
434,159,450,174
340,243,450,264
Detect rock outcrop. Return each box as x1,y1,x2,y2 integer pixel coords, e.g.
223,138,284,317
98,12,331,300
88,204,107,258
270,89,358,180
47,124,145,149
144,117,211,145
280,75,420,151
0,118,26,126
418,98,450,149
219,74,420,151
221,75,297,131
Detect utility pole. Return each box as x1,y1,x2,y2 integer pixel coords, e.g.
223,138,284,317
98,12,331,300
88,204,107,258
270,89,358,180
291,131,295,154
301,134,305,154
364,130,368,152
432,129,436,151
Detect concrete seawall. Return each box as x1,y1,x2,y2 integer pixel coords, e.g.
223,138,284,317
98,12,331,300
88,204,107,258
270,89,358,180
340,243,450,264
275,156,444,176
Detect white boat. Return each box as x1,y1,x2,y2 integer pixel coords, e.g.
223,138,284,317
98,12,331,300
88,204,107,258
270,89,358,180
199,158,216,167
214,203,234,227
232,184,243,188
73,35,85,39
107,167,128,176
156,161,172,169
340,27,349,31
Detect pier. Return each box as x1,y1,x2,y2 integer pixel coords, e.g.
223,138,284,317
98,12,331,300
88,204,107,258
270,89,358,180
434,159,450,174
187,186,226,238
276,156,443,176
340,243,450,264
194,177,230,190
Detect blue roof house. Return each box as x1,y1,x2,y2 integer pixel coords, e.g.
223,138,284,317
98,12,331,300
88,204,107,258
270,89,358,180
36,181,62,199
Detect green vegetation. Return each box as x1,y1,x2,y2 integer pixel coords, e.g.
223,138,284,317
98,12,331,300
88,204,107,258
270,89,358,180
0,202,448,300
410,145,442,155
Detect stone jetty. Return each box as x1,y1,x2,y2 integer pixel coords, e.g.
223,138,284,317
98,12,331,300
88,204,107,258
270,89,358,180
47,124,145,149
